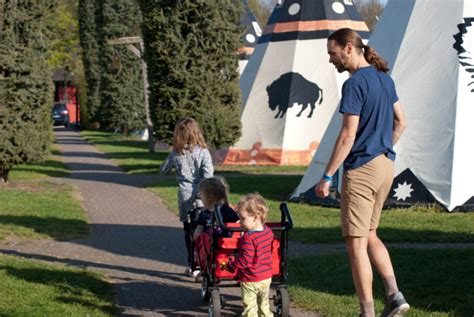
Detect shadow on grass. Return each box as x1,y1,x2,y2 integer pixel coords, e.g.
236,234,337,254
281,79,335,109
289,249,474,316
0,215,89,241
290,226,474,244
0,249,241,316
1,264,116,315
149,174,303,201
12,159,69,179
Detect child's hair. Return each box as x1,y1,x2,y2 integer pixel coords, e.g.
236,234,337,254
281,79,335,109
173,117,207,154
237,193,269,223
199,176,229,206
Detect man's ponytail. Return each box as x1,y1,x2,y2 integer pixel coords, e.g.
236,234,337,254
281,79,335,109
363,44,389,73
329,29,389,73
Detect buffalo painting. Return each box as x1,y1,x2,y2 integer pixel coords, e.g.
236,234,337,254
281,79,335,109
266,72,323,118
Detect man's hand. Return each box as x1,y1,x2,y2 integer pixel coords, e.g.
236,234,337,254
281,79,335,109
315,179,331,198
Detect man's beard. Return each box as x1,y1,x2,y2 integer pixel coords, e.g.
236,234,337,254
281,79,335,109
335,63,347,73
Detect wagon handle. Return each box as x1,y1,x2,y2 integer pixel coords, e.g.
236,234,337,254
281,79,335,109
214,202,293,232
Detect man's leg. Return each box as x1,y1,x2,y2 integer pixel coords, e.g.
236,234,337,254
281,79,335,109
368,230,410,317
346,236,375,317
367,230,397,295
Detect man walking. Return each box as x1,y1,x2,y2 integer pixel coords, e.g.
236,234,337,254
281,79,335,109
315,28,409,317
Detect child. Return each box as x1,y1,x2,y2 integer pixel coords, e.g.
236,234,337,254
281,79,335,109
223,193,274,317
192,177,239,274
160,117,214,276
193,176,239,241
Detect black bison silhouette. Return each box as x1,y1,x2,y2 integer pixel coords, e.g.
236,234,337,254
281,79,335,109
266,72,323,118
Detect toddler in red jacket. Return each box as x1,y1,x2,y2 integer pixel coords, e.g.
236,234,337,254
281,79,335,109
223,193,274,317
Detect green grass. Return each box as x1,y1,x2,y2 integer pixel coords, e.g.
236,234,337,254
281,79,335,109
81,130,169,174
147,175,474,243
1,148,89,241
0,182,89,240
0,254,116,316
79,130,474,244
288,249,474,316
8,149,69,181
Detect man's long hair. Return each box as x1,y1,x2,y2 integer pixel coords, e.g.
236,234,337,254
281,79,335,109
328,28,389,73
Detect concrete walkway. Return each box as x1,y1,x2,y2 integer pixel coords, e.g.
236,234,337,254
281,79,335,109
0,128,317,317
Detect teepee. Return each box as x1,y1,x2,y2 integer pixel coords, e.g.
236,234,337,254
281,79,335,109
291,0,474,211
239,1,262,75
222,0,369,165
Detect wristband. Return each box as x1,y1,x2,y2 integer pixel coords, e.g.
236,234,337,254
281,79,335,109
322,173,333,182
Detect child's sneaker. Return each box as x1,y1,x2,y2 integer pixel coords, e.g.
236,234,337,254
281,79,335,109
192,270,201,278
381,291,410,317
184,268,193,277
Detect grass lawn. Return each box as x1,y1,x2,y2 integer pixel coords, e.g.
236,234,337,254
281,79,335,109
0,146,116,315
0,181,89,241
79,130,474,316
148,176,474,244
289,248,474,317
8,149,69,181
0,254,116,316
80,130,474,243
1,151,89,241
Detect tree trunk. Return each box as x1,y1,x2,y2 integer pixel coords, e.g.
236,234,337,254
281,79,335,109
0,167,9,183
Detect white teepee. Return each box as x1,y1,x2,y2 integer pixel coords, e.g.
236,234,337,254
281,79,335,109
222,0,369,166
291,0,474,211
239,1,262,75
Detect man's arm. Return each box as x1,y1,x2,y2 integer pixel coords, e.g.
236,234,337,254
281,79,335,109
315,113,359,198
392,101,406,145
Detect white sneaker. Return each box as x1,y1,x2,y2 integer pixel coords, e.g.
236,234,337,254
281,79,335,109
192,270,201,278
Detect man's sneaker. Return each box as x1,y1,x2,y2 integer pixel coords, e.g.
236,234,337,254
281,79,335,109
381,291,410,317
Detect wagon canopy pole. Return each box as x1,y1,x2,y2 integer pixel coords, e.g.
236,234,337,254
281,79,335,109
107,36,154,153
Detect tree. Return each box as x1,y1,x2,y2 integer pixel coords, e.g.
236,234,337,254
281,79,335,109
78,0,102,125
139,0,242,149
49,0,88,126
354,0,384,31
95,0,145,134
0,1,55,182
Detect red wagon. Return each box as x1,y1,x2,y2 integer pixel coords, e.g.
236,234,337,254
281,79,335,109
197,202,293,317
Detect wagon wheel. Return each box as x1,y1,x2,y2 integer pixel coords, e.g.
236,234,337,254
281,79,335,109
201,274,211,302
208,289,221,317
275,287,290,317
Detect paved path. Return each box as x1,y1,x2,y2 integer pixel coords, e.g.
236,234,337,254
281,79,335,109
0,128,317,317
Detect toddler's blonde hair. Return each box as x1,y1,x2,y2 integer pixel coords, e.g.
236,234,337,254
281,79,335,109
237,193,269,223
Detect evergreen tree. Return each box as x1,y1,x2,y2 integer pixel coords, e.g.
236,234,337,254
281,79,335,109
139,0,242,149
78,0,102,125
0,1,55,182
95,0,145,134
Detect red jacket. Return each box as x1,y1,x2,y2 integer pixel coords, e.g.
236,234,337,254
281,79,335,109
227,226,274,282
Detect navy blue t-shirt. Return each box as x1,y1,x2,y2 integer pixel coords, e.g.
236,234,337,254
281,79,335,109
339,66,398,170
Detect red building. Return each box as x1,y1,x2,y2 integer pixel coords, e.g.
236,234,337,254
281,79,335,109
53,69,80,125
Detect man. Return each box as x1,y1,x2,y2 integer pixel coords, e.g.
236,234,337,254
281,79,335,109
315,28,409,317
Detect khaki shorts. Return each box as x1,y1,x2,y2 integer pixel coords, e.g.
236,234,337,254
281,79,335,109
340,154,394,237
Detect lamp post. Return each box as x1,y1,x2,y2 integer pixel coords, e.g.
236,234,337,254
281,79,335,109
107,36,154,153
